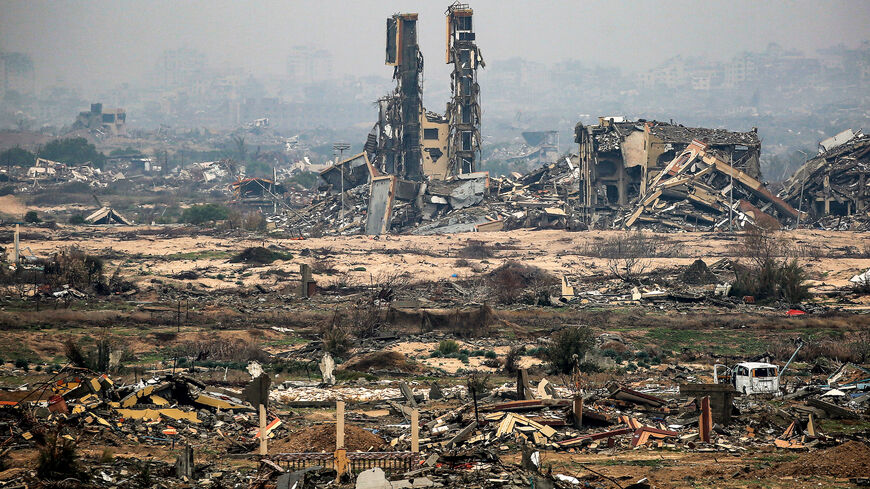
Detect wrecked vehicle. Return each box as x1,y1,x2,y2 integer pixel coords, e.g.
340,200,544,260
714,362,779,395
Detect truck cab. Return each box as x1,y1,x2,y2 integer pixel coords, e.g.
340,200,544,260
714,362,779,395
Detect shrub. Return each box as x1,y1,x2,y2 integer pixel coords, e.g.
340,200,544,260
731,258,810,303
484,350,497,359
322,326,352,357
600,231,653,283
43,247,107,293
437,340,460,355
68,214,86,225
24,210,41,223
40,137,107,168
602,349,624,363
229,246,292,264
181,203,229,225
37,432,85,481
467,372,490,400
178,337,268,364
504,346,523,374
543,326,595,374
457,241,494,259
486,261,556,305
99,448,114,463
0,146,35,167
14,358,28,370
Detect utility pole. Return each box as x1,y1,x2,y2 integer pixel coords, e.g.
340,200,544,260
796,150,809,230
333,143,350,222
729,152,734,232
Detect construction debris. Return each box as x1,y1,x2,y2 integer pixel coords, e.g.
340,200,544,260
780,129,870,228
622,139,799,231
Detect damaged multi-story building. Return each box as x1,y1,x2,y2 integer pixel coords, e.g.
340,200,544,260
780,129,870,219
319,2,486,235
574,117,761,209
73,103,127,136
364,4,484,182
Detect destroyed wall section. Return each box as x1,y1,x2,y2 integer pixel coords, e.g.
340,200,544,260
421,112,450,180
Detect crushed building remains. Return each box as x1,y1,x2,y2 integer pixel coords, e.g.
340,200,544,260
620,139,799,231
780,129,870,223
575,117,761,210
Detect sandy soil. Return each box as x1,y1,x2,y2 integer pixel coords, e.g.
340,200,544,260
11,227,870,291
0,195,28,218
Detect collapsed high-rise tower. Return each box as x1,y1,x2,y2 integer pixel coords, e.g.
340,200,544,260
445,3,484,176
370,3,483,183
379,13,424,181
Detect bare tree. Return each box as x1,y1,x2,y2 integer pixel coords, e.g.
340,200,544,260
601,231,653,283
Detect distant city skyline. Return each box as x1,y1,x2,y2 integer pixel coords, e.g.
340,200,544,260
1,0,869,94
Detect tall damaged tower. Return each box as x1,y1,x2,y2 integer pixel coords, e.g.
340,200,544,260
368,4,483,184
378,13,424,181
445,3,484,175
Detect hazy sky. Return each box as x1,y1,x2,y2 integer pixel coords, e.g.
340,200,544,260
2,0,868,92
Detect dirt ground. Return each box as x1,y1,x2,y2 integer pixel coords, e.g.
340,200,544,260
10,225,870,291
503,447,868,489
2,225,870,488
0,195,28,218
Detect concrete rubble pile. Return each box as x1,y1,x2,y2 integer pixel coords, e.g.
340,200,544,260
620,139,800,231
780,129,870,231
250,361,869,488
282,132,807,237
0,370,278,452
3,353,869,488
281,157,587,237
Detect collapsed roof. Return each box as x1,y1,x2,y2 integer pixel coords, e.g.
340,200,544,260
85,206,132,225
622,140,799,231
230,178,287,200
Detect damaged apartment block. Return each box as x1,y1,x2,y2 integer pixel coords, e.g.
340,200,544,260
780,129,870,220
575,117,761,213
445,2,484,175
314,3,488,236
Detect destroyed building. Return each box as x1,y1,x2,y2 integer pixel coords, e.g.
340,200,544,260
780,129,870,220
504,131,560,170
366,4,484,183
575,117,761,209
620,139,799,230
304,3,486,236
73,103,127,136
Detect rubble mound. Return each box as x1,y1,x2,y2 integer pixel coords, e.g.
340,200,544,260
271,424,387,453
229,246,292,264
679,259,718,285
768,441,870,478
342,351,422,374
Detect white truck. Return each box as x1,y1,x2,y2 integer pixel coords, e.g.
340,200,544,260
714,362,780,395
